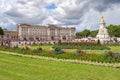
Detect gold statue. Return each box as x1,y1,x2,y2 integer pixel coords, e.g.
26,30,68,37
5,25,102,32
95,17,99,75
100,14,105,24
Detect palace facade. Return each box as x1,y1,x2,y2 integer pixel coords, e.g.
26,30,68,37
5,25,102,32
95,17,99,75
17,24,76,41
3,29,18,40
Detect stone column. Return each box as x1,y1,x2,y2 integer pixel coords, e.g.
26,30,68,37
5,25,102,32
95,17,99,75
47,28,50,40
69,29,71,40
18,26,22,40
55,28,57,40
28,28,30,40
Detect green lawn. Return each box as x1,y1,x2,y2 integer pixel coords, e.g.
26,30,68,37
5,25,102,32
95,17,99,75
20,45,53,50
110,46,120,52
0,53,120,80
30,45,53,50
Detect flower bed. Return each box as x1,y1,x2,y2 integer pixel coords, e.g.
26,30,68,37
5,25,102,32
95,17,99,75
0,46,119,63
0,51,120,68
53,42,110,50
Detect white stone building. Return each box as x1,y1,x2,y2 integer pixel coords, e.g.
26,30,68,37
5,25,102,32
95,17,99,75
17,24,76,41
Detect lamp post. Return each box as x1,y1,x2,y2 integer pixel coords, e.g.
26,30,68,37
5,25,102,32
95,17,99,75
0,35,3,46
8,39,11,47
1,35,4,46
7,35,11,47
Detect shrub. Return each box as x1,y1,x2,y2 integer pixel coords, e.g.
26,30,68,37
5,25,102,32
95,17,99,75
104,51,115,58
37,47,42,51
32,47,42,55
103,51,120,63
104,51,110,58
25,46,31,50
21,48,26,51
97,39,101,45
53,47,64,54
1,42,3,46
114,52,120,59
54,42,110,50
58,40,61,44
12,46,19,50
33,49,39,55
75,49,86,56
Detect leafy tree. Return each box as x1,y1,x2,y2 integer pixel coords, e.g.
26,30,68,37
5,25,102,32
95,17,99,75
76,32,84,37
76,24,120,38
90,30,98,37
82,29,90,37
76,29,90,37
107,25,120,37
0,27,4,35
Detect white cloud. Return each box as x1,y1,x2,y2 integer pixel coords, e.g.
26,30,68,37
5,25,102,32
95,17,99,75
0,0,120,31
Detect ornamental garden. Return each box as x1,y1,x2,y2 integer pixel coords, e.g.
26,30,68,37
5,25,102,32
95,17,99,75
0,41,120,65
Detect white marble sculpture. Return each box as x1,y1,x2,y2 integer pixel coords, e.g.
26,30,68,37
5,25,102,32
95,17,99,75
96,14,110,39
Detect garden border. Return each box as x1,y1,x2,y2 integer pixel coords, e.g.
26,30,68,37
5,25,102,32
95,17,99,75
0,51,120,68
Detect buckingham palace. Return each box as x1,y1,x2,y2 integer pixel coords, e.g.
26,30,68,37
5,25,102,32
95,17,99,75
17,24,76,41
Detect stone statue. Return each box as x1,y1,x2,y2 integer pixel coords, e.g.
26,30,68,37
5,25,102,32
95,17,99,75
96,14,110,39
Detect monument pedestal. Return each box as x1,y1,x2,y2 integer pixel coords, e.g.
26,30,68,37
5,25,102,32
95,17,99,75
96,14,110,43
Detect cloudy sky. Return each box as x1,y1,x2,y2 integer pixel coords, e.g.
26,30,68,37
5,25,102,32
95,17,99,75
0,0,120,31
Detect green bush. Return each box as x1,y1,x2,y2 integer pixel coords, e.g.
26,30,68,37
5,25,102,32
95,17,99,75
104,51,115,59
25,46,31,50
12,46,19,50
33,48,42,55
53,42,110,50
37,47,42,51
75,49,86,56
114,52,120,59
53,47,64,54
97,39,101,45
54,44,110,50
103,51,120,63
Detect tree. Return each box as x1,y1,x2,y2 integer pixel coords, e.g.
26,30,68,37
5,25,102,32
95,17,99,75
82,29,90,37
90,30,98,37
0,27,4,35
76,32,84,37
76,29,90,37
107,25,120,37
76,24,120,38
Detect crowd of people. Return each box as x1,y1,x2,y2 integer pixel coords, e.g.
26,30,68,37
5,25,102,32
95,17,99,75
0,36,120,48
